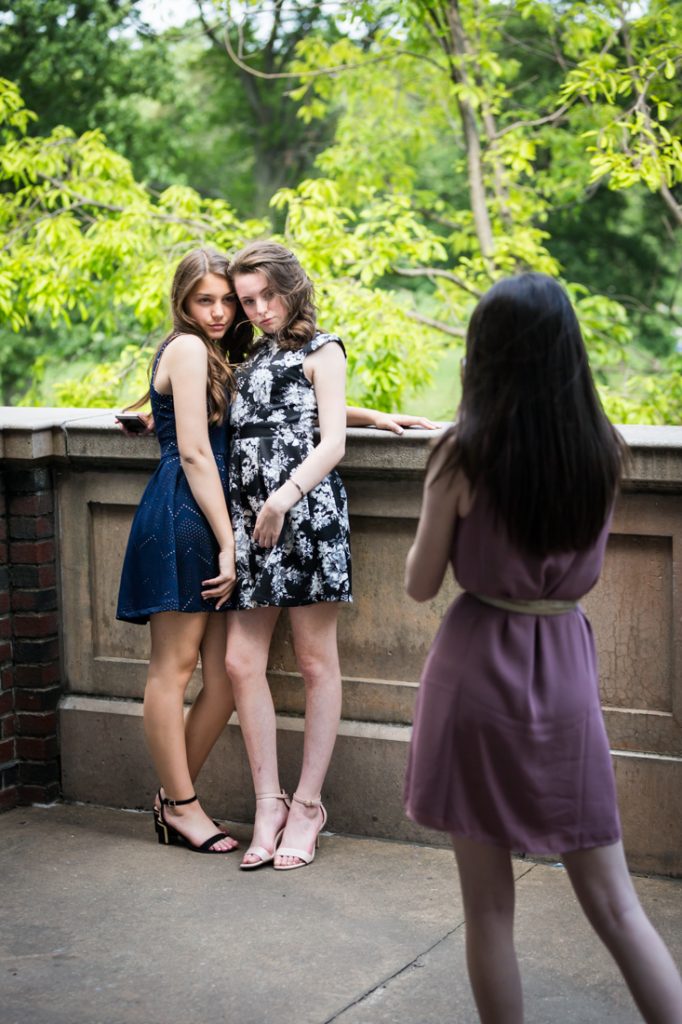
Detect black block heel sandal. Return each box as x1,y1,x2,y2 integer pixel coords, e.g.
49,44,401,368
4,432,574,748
154,794,236,855
153,787,222,830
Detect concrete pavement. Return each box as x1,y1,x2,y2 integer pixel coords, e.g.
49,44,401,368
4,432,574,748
1,803,681,1024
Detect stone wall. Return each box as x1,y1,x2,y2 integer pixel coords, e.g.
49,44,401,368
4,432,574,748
1,408,681,874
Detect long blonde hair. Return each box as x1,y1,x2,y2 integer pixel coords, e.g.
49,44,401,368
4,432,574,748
130,248,252,424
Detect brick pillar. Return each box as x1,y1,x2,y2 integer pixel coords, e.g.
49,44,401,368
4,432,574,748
0,475,16,809
0,467,61,807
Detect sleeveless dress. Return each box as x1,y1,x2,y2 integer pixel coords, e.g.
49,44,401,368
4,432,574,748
227,331,351,609
116,338,230,625
404,491,621,854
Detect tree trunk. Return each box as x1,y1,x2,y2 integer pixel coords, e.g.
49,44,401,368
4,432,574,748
430,0,496,258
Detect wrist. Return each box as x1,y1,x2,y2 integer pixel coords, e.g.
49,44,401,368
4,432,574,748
268,490,291,515
288,476,305,500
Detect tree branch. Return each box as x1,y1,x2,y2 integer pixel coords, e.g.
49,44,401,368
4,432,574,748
194,0,223,48
659,182,682,229
406,308,465,338
221,19,445,79
393,265,483,298
493,101,573,139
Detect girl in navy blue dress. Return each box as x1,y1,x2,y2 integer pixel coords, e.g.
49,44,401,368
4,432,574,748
117,248,251,854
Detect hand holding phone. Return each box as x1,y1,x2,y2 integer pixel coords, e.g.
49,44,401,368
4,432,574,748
116,413,151,435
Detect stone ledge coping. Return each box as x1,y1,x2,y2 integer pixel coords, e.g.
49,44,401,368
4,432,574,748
0,407,681,486
59,694,410,742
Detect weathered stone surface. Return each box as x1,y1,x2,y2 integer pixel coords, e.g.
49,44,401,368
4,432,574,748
1,411,681,873
2,804,681,1024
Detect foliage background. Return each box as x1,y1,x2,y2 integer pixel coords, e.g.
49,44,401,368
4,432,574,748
0,0,680,421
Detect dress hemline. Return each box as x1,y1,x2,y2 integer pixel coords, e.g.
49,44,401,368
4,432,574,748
116,604,229,625
229,594,353,612
404,804,622,856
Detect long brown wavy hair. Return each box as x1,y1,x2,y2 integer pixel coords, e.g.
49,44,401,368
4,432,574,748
431,273,624,556
129,248,253,424
228,240,317,351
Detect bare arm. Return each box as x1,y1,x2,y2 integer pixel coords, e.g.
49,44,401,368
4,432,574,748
346,406,438,435
162,334,236,605
405,439,472,602
253,342,347,548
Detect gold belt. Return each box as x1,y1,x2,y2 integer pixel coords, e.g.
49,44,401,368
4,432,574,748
470,593,578,616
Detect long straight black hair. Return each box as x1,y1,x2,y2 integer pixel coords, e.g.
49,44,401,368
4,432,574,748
433,273,624,556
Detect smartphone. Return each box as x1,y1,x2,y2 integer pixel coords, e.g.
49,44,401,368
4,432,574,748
115,413,148,434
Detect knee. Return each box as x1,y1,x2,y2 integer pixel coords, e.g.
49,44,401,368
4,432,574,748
225,643,262,688
146,660,195,695
295,641,340,684
463,887,515,925
589,889,643,941
296,651,334,688
224,647,243,685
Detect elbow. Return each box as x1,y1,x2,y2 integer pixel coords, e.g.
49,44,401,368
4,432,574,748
179,445,211,468
335,437,346,463
405,549,440,602
405,577,437,603
323,435,345,466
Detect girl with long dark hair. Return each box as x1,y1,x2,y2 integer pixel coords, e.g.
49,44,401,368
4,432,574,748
404,273,682,1022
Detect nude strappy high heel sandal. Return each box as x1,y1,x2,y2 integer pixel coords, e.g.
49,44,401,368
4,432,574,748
273,793,327,871
239,790,291,870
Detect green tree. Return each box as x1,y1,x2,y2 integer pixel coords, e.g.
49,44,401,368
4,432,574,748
0,77,435,409
263,0,681,419
0,1,345,213
2,0,682,420
0,1,174,177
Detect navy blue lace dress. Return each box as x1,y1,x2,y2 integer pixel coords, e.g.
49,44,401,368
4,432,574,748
116,338,230,625
227,331,351,609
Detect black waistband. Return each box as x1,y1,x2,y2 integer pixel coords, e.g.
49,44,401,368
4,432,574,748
238,422,306,438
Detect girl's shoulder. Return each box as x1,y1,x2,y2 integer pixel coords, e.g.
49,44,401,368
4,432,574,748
164,332,206,354
304,330,346,358
426,430,474,518
155,332,207,381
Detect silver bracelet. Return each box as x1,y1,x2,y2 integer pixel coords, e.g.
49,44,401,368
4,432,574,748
290,477,305,499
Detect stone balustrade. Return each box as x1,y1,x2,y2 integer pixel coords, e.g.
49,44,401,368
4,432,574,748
0,407,681,874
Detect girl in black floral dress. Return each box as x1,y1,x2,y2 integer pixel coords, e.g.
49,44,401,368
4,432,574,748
225,241,351,871
228,332,352,608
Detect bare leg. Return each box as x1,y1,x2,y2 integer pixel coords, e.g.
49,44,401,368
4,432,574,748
225,607,286,866
452,835,523,1024
145,612,237,851
274,602,342,868
563,841,682,1023
185,613,234,780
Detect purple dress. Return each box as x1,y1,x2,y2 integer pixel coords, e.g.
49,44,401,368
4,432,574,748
404,491,621,854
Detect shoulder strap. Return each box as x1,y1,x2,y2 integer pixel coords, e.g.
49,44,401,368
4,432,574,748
305,331,346,359
150,333,179,389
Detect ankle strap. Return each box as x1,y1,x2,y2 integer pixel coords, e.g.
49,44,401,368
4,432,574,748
292,792,322,808
161,793,197,808
256,791,290,802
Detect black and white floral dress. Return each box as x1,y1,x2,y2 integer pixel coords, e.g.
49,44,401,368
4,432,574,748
227,331,352,609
